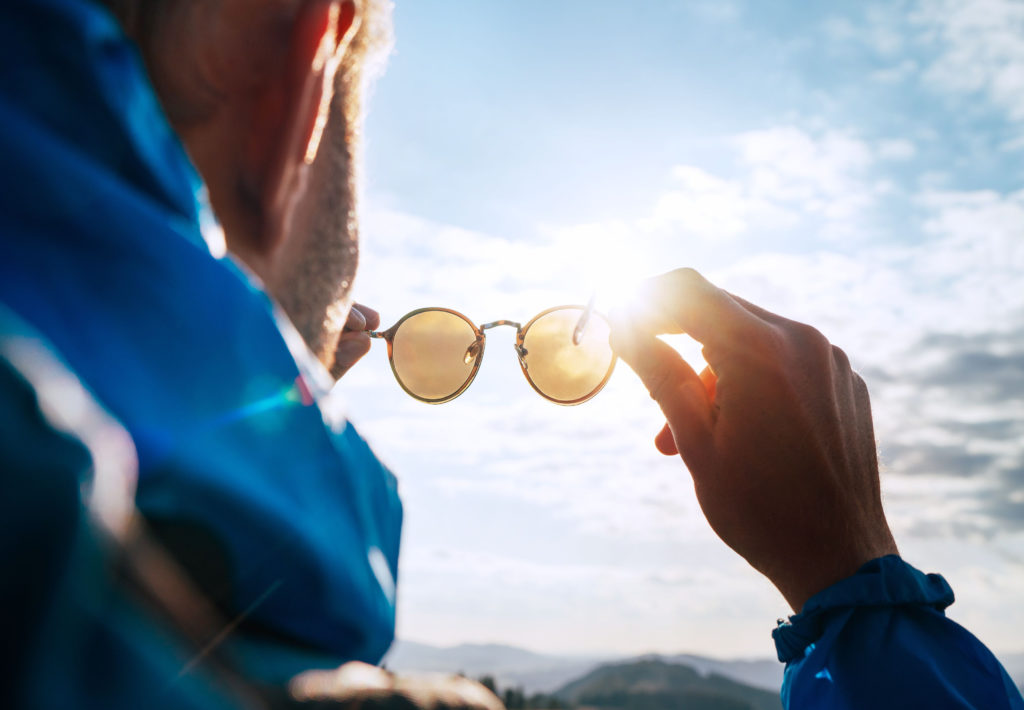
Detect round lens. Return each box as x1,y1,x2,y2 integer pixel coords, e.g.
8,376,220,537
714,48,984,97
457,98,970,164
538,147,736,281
520,307,616,404
390,309,482,402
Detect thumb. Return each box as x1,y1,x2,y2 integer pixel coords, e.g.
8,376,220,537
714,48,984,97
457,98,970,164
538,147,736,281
610,323,714,465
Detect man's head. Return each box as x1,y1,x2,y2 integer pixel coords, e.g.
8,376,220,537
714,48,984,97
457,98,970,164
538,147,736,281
106,0,392,371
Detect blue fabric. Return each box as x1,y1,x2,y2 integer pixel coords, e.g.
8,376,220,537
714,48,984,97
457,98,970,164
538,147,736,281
774,555,1024,709
0,0,402,682
0,311,243,710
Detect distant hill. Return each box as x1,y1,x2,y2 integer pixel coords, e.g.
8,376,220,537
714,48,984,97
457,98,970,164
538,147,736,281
658,654,782,693
554,658,781,710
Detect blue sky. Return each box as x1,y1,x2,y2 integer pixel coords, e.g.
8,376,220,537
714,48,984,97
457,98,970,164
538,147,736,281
340,0,1024,658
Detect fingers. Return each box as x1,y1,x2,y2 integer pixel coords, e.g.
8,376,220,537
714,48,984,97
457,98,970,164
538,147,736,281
725,291,789,325
610,323,714,467
654,364,717,456
630,268,770,354
345,302,380,332
292,662,505,710
654,423,678,455
332,331,372,378
333,302,379,379
699,364,717,402
345,306,366,331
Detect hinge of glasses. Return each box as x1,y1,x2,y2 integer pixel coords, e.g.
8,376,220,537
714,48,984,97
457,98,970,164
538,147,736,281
463,337,484,364
515,344,529,370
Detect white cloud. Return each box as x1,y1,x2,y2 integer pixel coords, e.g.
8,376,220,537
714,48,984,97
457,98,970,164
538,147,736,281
688,0,740,24
359,125,918,323
735,127,878,229
355,131,1024,546
643,166,757,241
348,114,1024,657
1002,134,1024,151
871,58,920,83
637,126,904,246
821,16,860,44
864,4,909,55
823,5,908,56
917,188,1024,312
394,544,781,657
914,0,1024,120
878,138,918,160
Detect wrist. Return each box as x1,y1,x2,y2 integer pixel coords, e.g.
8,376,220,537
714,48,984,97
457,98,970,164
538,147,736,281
772,535,899,613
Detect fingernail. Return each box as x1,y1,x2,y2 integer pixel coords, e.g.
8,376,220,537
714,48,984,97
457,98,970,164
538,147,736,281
346,307,366,331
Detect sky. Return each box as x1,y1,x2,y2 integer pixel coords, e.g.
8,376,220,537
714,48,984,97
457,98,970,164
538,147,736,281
338,0,1024,659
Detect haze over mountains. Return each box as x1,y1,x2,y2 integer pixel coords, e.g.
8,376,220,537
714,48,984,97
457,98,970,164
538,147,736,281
384,640,1024,698
383,640,782,695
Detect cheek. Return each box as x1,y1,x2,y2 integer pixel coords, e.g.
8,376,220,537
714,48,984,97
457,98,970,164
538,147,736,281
308,118,356,237
290,126,358,265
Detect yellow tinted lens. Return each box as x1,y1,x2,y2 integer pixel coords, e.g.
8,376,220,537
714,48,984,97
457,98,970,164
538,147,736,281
391,310,481,401
521,308,615,404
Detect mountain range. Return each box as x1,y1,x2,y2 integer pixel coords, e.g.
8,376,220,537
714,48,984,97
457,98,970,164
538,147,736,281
382,640,781,695
384,640,1024,698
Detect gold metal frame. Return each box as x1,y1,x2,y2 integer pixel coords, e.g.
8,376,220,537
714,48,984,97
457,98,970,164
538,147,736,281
369,305,617,405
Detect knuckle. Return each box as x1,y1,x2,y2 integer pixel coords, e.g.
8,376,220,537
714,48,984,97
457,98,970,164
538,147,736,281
831,344,851,371
672,266,701,282
784,320,830,355
794,320,826,344
852,371,871,397
643,363,677,402
667,267,706,295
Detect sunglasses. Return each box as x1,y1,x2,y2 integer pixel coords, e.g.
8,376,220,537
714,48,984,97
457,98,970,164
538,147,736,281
368,304,617,405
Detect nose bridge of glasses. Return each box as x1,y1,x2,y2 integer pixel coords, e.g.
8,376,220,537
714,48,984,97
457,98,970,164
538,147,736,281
479,319,521,331
477,320,529,368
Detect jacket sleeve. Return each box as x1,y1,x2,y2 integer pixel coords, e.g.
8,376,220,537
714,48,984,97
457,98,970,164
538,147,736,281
0,317,244,710
773,555,1024,709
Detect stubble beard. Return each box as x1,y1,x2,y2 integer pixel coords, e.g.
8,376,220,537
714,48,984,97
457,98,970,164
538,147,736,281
271,87,361,373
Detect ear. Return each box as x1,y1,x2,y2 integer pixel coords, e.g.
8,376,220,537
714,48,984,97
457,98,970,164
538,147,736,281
246,0,358,253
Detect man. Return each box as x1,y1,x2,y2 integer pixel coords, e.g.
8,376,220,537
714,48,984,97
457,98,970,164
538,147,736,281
0,1,1021,709
1,0,402,688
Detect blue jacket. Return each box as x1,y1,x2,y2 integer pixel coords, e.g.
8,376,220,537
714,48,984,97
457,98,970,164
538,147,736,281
0,0,402,682
775,556,1024,709
0,310,246,710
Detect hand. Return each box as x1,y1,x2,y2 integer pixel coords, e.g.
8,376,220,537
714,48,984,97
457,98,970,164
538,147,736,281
331,302,380,379
609,268,898,612
289,662,505,710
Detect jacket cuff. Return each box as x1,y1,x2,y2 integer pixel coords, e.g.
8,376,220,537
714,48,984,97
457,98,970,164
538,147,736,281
771,555,954,663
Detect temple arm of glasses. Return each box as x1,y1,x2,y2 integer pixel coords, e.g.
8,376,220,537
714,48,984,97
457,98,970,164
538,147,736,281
368,331,386,338
572,293,596,346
